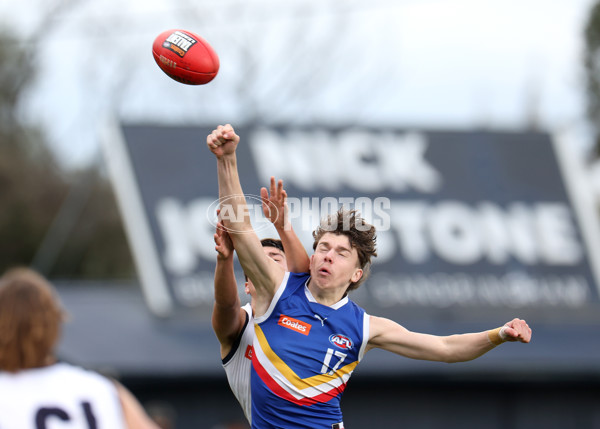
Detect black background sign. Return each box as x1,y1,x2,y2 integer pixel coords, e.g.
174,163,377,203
111,124,600,325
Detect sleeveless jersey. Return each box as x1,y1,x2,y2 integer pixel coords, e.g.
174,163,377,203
251,272,369,429
223,302,254,423
0,362,126,429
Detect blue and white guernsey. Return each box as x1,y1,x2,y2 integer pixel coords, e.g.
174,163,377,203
251,272,369,429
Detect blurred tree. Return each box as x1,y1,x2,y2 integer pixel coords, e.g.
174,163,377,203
46,166,135,279
0,30,68,274
584,0,600,157
0,29,134,279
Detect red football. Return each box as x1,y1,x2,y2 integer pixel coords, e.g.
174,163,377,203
152,29,220,85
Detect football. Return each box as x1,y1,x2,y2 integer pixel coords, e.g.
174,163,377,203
152,29,220,85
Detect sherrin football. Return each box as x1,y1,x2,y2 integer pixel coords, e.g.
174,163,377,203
152,29,220,85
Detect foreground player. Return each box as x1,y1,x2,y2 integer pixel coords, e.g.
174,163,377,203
212,178,309,423
0,267,160,429
207,124,532,429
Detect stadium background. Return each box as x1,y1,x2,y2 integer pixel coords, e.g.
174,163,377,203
3,1,600,428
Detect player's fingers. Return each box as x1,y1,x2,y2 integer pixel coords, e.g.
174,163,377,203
206,134,215,147
517,322,532,343
260,187,269,213
217,133,228,144
504,327,520,341
260,187,268,200
212,126,227,143
207,131,221,147
223,124,238,140
276,179,283,198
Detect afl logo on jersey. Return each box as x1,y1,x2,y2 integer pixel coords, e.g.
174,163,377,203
329,334,353,350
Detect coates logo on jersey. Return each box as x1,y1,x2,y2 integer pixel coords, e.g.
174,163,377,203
329,334,354,350
278,315,312,336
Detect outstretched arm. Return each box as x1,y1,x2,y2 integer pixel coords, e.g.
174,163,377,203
207,125,285,317
367,317,531,363
211,220,246,359
261,176,310,273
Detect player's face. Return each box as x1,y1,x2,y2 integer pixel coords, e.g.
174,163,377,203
310,233,362,291
245,246,287,295
264,246,287,271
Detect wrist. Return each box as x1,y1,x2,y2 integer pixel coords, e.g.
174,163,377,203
487,326,508,346
274,223,292,233
216,253,233,263
216,152,237,162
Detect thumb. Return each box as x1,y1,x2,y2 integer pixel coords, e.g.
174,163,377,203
501,325,518,341
260,187,270,214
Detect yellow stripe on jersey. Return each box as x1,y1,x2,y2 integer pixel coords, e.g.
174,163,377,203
254,324,358,389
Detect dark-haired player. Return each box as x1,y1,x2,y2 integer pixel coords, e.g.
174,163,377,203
212,178,309,423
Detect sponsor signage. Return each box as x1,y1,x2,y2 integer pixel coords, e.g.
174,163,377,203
102,123,600,318
278,315,312,335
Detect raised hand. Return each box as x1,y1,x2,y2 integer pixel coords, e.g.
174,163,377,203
206,124,240,158
261,176,290,231
500,318,532,343
214,211,234,260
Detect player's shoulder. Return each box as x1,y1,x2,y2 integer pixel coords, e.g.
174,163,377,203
278,271,310,299
49,362,115,389
241,302,252,316
0,362,82,379
342,295,368,321
51,361,97,375
288,271,310,279
0,362,114,392
286,271,310,287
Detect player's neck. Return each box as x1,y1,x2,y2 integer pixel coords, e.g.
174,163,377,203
307,279,347,307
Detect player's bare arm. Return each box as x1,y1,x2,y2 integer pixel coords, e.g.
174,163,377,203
261,176,310,273
207,124,285,316
114,381,161,429
367,316,532,363
212,220,247,358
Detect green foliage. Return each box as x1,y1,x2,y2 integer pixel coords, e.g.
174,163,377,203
0,30,64,272
50,169,136,279
0,30,134,279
